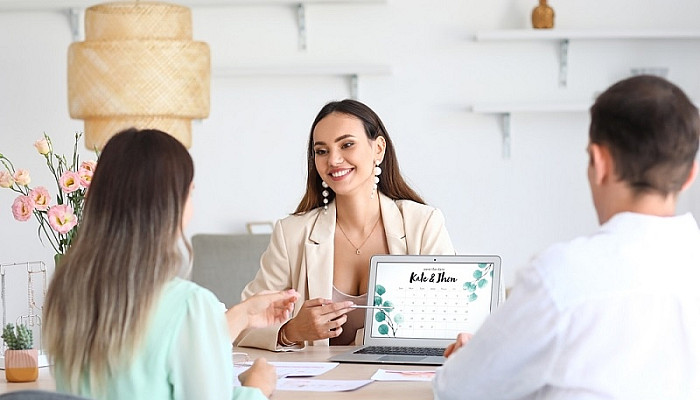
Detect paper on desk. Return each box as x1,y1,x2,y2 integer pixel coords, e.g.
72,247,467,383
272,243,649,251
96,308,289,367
371,368,436,382
276,378,373,392
234,361,339,380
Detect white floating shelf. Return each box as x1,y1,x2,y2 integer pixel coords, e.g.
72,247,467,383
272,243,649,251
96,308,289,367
473,29,700,87
214,64,391,77
471,101,591,159
0,0,386,49
214,64,391,99
471,102,590,114
474,29,700,41
0,0,386,11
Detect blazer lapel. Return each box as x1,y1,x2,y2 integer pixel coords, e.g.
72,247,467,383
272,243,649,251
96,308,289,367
305,202,336,300
379,193,407,254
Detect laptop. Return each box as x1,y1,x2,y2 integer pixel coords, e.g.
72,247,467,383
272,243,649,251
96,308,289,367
329,254,502,366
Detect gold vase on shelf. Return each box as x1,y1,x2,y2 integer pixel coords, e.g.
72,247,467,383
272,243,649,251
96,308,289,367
532,0,554,29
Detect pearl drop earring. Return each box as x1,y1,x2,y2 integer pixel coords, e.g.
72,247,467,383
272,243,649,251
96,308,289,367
371,160,381,199
322,181,329,213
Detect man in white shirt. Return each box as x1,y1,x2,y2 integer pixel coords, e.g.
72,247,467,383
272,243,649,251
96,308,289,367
433,75,700,400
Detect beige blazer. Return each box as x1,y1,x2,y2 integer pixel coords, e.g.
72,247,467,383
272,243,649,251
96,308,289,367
235,192,455,351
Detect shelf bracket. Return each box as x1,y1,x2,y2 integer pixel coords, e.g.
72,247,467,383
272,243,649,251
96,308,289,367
349,74,359,99
558,39,569,87
296,3,307,51
67,8,84,42
500,112,511,159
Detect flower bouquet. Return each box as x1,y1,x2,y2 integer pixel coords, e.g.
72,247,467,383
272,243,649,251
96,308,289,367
0,133,96,259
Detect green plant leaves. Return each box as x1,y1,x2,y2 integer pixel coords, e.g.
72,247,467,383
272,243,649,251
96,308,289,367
1,323,33,350
375,312,386,322
376,284,386,295
468,293,478,302
382,300,394,312
478,279,488,288
473,270,483,279
374,295,382,306
378,324,389,335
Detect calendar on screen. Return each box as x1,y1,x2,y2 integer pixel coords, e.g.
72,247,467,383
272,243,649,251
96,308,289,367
368,259,496,340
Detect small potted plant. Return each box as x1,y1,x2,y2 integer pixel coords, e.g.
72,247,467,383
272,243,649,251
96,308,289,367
1,323,38,382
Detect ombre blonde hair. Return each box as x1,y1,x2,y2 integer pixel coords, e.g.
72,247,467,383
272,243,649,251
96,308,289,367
43,129,194,393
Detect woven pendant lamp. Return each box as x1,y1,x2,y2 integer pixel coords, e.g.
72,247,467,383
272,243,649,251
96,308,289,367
67,1,210,149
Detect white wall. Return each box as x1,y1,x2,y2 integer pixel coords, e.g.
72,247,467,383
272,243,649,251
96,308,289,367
1,0,700,295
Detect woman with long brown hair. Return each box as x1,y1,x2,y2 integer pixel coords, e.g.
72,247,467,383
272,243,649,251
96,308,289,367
237,99,454,350
44,129,298,399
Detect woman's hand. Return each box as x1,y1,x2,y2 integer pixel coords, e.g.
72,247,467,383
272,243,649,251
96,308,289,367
226,289,299,341
238,357,276,397
443,332,473,358
281,298,354,343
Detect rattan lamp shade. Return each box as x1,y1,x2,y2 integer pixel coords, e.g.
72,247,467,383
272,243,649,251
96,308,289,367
68,2,210,149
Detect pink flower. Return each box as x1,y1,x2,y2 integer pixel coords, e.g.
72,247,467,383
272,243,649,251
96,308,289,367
0,171,14,188
47,205,78,234
78,164,95,188
13,169,31,186
59,171,81,193
80,160,97,173
29,186,51,211
34,138,50,155
11,195,34,221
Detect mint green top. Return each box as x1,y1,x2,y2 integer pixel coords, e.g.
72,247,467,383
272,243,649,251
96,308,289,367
55,278,266,400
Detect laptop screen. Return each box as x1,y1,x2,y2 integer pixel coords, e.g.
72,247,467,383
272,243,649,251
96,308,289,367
367,255,500,341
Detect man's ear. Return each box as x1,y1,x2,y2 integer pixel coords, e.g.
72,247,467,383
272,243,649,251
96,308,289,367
590,143,613,186
680,161,699,192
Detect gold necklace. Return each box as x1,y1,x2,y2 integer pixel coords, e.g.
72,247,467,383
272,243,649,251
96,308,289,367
336,217,381,255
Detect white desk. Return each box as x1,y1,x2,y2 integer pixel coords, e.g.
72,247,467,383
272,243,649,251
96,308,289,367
0,346,437,399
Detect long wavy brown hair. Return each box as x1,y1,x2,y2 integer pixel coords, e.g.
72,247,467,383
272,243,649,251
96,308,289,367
294,99,424,214
43,129,194,393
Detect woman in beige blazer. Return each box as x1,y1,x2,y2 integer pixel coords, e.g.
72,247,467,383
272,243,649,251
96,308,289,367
237,100,455,351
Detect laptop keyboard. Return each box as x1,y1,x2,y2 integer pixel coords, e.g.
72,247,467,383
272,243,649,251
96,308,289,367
356,346,446,357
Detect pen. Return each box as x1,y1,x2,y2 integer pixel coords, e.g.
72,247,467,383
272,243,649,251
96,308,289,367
350,305,393,309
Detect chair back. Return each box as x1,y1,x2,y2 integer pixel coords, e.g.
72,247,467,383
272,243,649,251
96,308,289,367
0,390,90,400
191,233,271,308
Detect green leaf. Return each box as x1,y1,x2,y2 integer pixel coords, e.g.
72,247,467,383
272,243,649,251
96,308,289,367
378,324,389,335
375,312,386,322
477,279,488,288
478,263,487,269
468,293,478,302
473,270,483,279
394,314,404,324
374,296,383,306
382,300,394,312
376,284,386,295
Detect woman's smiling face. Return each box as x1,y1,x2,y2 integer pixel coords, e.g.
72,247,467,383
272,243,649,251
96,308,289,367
313,112,383,198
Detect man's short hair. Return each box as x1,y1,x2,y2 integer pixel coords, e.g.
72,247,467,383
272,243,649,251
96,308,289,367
590,75,700,196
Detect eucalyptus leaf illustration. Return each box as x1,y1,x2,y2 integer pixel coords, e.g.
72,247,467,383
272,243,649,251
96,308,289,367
463,263,494,302
374,282,400,336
